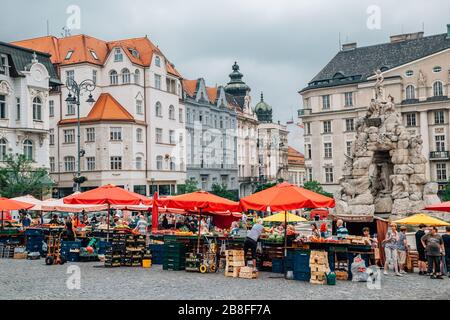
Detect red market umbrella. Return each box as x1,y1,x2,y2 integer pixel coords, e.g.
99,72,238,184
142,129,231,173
424,201,450,213
152,192,159,232
0,197,34,229
64,184,151,240
240,182,335,212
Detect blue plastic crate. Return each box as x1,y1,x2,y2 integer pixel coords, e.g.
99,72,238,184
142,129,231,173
293,271,311,281
292,251,310,272
272,259,284,273
25,228,44,236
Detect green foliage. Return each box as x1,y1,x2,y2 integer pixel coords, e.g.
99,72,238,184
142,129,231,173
177,179,199,194
211,183,239,201
441,180,450,201
303,180,333,198
254,182,277,193
0,154,53,199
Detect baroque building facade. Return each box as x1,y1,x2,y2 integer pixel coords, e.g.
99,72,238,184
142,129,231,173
13,34,185,197
299,26,450,195
0,42,59,171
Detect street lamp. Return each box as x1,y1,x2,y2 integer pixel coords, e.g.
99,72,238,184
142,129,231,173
65,78,96,192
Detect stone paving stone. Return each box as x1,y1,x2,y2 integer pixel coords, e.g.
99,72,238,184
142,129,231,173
0,260,448,300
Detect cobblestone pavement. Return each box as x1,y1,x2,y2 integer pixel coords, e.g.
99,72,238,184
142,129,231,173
0,259,448,300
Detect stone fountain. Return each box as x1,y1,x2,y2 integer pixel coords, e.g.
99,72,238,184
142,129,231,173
334,70,440,217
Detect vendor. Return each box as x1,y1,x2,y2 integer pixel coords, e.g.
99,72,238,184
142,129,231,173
162,215,169,229
336,219,349,239
49,214,60,225
362,227,378,266
320,223,329,238
64,215,75,241
230,221,240,235
311,223,321,238
244,218,265,270
90,214,98,225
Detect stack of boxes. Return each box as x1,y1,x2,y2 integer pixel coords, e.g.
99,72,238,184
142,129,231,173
105,233,126,267
25,228,45,256
60,241,82,262
238,266,258,279
224,250,245,277
163,241,186,271
309,250,330,285
149,243,164,265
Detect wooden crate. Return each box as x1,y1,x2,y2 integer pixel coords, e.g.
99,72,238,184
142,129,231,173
335,270,348,281
239,267,258,279
225,267,241,278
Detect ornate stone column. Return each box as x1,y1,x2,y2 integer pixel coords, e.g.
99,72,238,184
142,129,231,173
419,111,430,181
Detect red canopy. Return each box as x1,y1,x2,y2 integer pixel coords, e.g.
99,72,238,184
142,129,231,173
424,201,450,213
0,197,34,211
63,184,151,205
240,182,335,212
156,191,241,214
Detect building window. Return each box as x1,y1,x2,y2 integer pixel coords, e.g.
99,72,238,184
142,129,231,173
136,99,143,115
64,156,75,172
346,141,353,156
324,143,333,158
90,50,98,60
65,51,74,60
156,155,163,170
179,108,183,123
345,118,354,132
136,128,143,142
32,97,42,121
0,95,6,119
156,128,163,143
155,56,161,67
179,133,183,144
0,54,9,76
405,85,415,100
169,130,175,144
110,127,122,141
435,135,446,152
166,78,176,94
67,102,75,115
344,92,353,106
434,110,445,124
436,163,447,181
15,98,21,120
433,81,444,97
154,74,161,89
323,120,332,133
433,66,442,73
92,70,97,84
305,144,312,160
170,157,176,171
48,100,54,117
109,70,118,85
65,70,75,83
134,69,140,84
305,123,311,135
110,156,122,170
322,95,330,110
169,105,175,120
406,113,417,127
325,167,334,183
64,129,75,144
86,157,95,171
121,68,130,84
155,101,162,117
114,48,123,62
23,140,33,160
49,129,55,146
307,168,313,182
0,138,7,161
135,156,143,170
86,128,95,142
134,185,146,195
405,70,414,77
49,157,55,172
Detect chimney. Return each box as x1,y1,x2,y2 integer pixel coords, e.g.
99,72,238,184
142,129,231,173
390,31,424,43
447,24,450,39
342,42,357,51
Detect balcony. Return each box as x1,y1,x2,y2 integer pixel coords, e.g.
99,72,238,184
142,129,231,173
298,109,312,117
430,151,449,160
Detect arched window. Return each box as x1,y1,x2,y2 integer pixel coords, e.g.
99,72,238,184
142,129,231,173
170,157,176,171
64,156,76,172
433,81,443,97
136,128,143,142
109,70,118,85
121,68,130,84
135,156,143,170
169,105,175,120
0,138,7,161
406,85,415,100
23,139,33,160
134,69,140,84
155,56,161,67
155,101,162,117
32,97,42,121
156,155,163,170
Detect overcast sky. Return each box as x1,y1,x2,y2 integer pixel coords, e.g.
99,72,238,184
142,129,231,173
2,0,450,123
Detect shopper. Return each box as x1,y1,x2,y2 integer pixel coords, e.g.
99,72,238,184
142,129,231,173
421,226,444,279
415,224,427,275
244,218,265,270
383,223,401,276
134,215,148,236
320,223,329,238
397,226,408,274
442,226,450,277
64,216,75,241
336,219,349,239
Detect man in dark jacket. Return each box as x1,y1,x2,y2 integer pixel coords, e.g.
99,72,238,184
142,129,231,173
415,224,427,275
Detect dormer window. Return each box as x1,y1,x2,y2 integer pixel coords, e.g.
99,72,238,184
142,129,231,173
89,50,99,60
0,54,9,76
65,50,74,60
128,48,139,58
433,66,442,73
405,70,414,77
155,56,161,67
114,48,123,62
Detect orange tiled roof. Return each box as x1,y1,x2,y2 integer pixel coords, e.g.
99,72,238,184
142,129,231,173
288,146,305,166
206,86,218,104
182,79,198,98
59,93,134,125
12,34,181,76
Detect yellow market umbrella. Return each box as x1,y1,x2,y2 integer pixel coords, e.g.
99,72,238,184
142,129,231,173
263,212,307,223
395,213,450,227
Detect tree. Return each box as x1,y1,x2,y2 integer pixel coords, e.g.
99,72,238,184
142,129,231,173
211,183,238,201
0,154,53,199
177,179,199,194
303,180,333,198
254,182,277,193
441,180,450,201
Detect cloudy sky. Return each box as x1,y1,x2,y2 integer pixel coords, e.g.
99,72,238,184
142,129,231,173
2,0,450,123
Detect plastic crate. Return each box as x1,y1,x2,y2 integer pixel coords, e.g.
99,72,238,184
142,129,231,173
272,259,284,273
24,228,44,236
293,271,311,281
293,251,311,272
